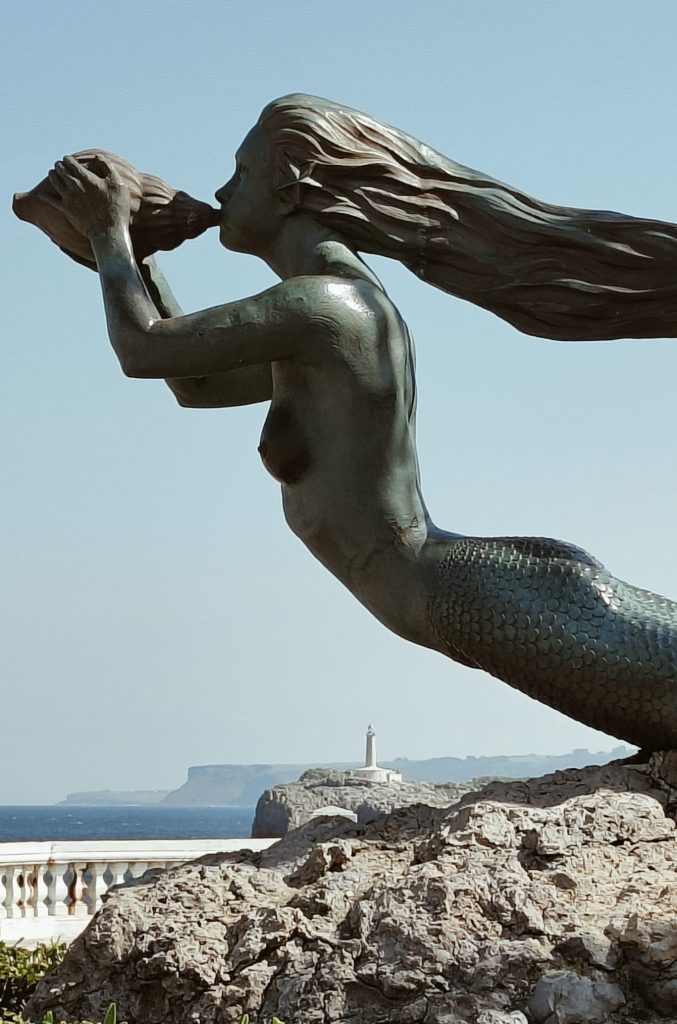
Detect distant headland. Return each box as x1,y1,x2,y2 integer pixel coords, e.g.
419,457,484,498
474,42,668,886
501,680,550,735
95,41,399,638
59,745,633,806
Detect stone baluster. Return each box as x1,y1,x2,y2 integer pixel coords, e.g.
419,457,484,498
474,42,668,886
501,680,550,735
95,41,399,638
80,864,93,915
109,861,129,891
50,863,72,917
89,863,109,913
25,865,37,917
16,865,29,917
0,869,8,919
1,840,272,945
32,863,49,918
70,863,89,918
128,861,148,882
1,867,20,919
43,867,55,916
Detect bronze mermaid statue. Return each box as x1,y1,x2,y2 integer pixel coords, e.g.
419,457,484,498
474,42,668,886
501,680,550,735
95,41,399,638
25,95,677,750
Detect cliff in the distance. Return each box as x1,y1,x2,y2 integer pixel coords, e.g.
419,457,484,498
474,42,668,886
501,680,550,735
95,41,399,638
161,763,355,806
160,746,632,806
58,747,633,806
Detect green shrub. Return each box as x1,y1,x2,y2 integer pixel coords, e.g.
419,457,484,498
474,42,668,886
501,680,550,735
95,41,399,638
0,941,66,1018
1,999,124,1024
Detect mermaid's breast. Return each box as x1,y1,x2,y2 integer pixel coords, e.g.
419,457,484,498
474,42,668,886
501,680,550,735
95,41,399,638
258,404,312,486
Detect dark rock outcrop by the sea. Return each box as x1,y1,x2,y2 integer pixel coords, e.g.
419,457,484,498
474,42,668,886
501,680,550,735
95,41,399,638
27,752,677,1024
251,770,477,837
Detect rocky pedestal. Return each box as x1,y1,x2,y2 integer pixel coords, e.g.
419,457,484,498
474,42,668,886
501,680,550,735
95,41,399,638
251,770,477,837
26,753,677,1024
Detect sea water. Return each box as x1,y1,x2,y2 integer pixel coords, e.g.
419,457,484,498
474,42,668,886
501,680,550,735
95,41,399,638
0,805,255,842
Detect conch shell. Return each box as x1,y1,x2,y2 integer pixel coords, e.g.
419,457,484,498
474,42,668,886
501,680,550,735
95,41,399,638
12,150,220,270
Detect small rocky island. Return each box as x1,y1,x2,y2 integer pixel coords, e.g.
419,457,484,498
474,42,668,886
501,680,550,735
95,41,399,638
251,768,477,837
252,726,478,837
27,751,677,1023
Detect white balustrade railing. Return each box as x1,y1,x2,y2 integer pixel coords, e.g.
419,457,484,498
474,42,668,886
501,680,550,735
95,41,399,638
0,838,274,946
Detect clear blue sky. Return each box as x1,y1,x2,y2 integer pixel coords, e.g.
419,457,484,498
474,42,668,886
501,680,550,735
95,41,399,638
3,1,676,802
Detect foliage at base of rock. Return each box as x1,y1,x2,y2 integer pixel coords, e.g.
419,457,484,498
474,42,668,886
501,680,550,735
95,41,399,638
0,941,66,1019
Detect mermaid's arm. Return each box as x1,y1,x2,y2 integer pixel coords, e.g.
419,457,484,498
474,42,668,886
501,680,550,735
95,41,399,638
89,220,316,378
44,155,289,393
141,257,273,408
139,256,183,318
166,364,273,407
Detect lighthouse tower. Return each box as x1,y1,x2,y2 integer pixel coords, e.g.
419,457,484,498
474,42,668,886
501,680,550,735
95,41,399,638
352,724,402,783
365,724,377,769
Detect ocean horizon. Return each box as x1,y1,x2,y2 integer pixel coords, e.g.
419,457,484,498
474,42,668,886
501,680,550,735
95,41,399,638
0,805,256,842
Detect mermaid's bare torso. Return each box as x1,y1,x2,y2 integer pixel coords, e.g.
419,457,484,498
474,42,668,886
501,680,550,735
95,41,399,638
258,276,677,750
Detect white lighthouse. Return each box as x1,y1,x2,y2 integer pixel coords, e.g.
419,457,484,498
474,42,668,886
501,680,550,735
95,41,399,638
365,723,377,769
352,724,402,784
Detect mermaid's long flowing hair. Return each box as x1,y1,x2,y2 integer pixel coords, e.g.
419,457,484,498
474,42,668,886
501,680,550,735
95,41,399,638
259,94,677,341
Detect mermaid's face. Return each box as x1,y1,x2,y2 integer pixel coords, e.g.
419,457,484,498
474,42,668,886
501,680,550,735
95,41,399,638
215,125,285,255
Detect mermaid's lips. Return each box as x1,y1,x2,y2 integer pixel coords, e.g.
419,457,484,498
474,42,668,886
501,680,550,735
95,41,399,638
13,150,220,270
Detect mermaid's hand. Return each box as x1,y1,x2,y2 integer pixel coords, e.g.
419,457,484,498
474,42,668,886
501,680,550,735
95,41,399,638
44,154,131,239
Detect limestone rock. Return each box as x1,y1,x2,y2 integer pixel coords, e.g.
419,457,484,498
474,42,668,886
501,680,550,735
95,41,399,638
251,770,477,837
528,971,625,1023
25,756,677,1023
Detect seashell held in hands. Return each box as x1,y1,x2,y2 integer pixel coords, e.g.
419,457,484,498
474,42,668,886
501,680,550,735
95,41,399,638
12,150,220,270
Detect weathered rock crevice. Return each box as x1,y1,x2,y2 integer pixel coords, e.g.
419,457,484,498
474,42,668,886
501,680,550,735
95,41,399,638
26,756,677,1023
